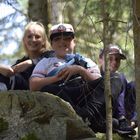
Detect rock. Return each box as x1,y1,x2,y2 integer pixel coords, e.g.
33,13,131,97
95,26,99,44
0,91,97,140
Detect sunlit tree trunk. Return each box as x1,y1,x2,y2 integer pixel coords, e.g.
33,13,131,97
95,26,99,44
102,0,112,140
28,0,51,35
133,0,140,138
50,0,62,24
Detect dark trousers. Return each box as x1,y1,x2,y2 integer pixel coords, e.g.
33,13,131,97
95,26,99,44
41,77,106,132
13,74,29,90
0,74,11,89
125,81,136,121
0,74,29,90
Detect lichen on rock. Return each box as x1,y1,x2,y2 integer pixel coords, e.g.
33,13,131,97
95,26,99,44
0,91,97,140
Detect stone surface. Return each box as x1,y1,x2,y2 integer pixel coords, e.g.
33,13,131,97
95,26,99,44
0,91,97,140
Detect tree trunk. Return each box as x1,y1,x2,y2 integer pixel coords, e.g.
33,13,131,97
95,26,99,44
50,0,62,24
102,0,112,140
28,0,51,35
133,0,140,138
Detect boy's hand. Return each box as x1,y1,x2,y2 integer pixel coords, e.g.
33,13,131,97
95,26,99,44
57,65,81,82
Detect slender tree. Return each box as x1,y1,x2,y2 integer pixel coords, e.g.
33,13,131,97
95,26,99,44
101,0,112,139
133,0,140,138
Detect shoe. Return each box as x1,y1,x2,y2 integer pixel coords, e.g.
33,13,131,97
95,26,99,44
0,82,7,91
116,118,136,136
119,118,133,131
116,128,136,135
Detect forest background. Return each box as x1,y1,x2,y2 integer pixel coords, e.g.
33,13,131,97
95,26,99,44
0,0,135,82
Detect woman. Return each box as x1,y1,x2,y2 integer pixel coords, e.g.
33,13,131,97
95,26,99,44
0,21,53,90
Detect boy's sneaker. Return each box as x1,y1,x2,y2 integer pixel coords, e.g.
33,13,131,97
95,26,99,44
116,118,136,136
0,82,7,91
119,118,133,131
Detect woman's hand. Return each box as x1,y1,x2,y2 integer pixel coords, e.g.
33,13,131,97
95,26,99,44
0,64,14,76
12,59,32,73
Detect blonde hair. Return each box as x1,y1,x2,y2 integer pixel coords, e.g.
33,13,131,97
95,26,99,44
23,21,50,57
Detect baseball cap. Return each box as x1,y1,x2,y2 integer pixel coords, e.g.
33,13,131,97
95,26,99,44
99,44,126,60
50,23,75,41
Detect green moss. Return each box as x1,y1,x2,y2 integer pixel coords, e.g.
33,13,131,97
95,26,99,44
21,132,39,140
0,117,9,132
96,133,134,140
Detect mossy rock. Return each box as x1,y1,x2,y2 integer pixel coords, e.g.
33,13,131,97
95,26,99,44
0,91,97,140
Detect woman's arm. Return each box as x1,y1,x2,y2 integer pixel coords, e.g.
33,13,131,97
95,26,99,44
12,59,33,73
0,64,14,76
0,59,32,77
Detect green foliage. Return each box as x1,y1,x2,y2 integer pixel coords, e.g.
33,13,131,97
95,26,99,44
96,133,134,140
17,0,28,13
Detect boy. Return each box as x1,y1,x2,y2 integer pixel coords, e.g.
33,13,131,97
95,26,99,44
30,23,101,91
99,44,136,135
30,23,108,132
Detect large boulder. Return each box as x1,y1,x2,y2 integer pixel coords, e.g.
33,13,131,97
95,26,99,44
0,91,97,140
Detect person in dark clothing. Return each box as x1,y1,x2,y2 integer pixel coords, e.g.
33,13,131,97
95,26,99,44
99,44,136,135
125,81,137,128
0,21,54,91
